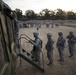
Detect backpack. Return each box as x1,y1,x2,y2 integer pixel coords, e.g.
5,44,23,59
68,35,76,44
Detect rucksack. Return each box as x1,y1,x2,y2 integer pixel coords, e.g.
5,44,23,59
68,35,76,44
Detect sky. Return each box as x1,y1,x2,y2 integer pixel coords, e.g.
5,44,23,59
3,0,76,15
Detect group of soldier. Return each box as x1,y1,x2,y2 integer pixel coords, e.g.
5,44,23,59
29,31,76,66
13,17,76,66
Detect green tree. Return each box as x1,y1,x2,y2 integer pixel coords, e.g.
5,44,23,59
14,8,22,19
55,9,66,20
39,9,51,19
49,10,55,20
25,10,37,20
67,11,76,20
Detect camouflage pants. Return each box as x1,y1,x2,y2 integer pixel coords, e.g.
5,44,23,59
58,47,64,61
31,50,41,63
69,44,75,56
47,50,53,63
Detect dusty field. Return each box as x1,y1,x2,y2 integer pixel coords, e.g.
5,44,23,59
16,26,76,75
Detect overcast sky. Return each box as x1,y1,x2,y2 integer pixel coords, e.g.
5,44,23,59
3,0,76,14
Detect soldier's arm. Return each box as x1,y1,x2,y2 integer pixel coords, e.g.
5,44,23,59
28,39,34,43
56,38,59,47
74,37,76,43
62,38,66,47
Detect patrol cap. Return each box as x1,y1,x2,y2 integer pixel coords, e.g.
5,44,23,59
69,31,73,35
33,32,39,36
58,32,63,35
47,33,52,37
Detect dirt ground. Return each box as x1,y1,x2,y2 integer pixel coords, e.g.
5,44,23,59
16,26,76,75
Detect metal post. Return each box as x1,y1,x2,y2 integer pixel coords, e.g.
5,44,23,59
41,51,44,70
20,37,22,66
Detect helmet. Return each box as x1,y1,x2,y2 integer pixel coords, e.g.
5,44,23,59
33,32,39,36
47,33,52,37
58,32,63,36
69,31,73,35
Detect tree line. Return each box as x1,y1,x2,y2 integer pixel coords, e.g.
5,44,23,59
14,8,76,20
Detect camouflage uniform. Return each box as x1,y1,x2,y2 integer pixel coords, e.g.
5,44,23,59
56,32,66,61
45,33,54,65
74,36,76,51
31,32,42,65
66,32,76,57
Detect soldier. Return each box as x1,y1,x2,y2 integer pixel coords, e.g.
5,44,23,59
66,31,76,57
45,33,54,65
37,26,39,31
30,32,42,66
36,23,39,31
56,32,66,62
